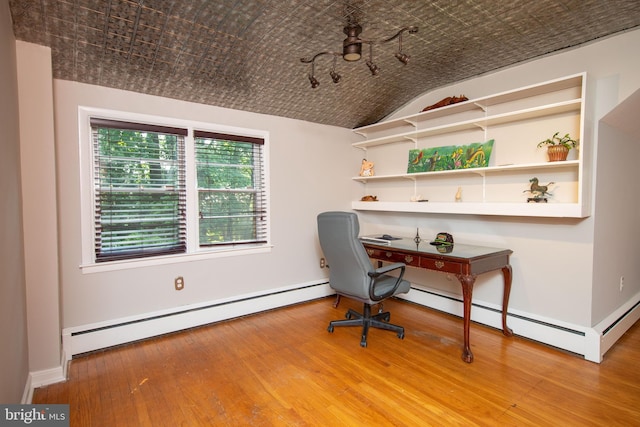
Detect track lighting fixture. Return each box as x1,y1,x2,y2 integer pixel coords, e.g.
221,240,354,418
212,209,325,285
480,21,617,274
307,60,320,88
394,31,411,65
300,22,418,89
330,56,342,83
366,44,379,76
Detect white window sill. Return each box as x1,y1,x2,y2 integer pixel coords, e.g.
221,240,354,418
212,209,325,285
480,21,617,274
80,244,273,274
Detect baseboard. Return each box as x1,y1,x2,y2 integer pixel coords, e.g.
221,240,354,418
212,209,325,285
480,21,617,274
399,286,592,359
586,291,640,362
23,366,66,403
30,280,639,402
59,282,640,364
21,374,32,404
62,281,332,361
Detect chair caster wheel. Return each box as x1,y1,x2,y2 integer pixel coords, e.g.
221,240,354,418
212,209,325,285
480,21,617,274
383,314,390,322
345,312,352,319
397,332,405,339
360,340,367,348
328,325,334,333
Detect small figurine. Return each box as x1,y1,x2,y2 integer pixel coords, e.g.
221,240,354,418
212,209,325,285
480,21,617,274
360,195,378,202
359,159,375,177
421,95,469,112
524,177,554,203
455,187,462,202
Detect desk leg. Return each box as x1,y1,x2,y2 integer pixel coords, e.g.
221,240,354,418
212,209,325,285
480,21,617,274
457,274,476,363
501,265,514,337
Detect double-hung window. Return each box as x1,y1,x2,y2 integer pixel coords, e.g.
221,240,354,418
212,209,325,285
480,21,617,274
194,131,267,248
85,111,269,268
91,118,187,262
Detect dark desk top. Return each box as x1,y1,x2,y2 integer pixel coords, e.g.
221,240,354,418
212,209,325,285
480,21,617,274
360,236,512,260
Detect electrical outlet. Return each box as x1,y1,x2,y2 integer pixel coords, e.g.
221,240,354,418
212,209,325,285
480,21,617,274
320,258,326,268
175,276,184,291
619,276,624,292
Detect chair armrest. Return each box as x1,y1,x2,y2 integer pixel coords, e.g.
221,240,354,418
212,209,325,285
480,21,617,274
368,263,406,301
370,262,405,277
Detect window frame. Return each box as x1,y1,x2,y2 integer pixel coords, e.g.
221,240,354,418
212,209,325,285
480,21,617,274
79,107,271,273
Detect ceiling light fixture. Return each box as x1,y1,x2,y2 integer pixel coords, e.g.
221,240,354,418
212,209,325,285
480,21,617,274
301,22,418,89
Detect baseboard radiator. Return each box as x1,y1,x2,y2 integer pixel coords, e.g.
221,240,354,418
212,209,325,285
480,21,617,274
29,280,640,402
589,295,640,362
399,287,640,363
60,282,640,366
62,281,333,361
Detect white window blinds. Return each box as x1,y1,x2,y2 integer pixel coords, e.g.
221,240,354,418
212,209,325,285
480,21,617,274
194,130,267,247
90,118,187,262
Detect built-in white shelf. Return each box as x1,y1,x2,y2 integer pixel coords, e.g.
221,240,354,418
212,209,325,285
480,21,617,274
353,99,582,149
350,73,590,218
351,200,584,218
353,74,584,138
352,160,579,182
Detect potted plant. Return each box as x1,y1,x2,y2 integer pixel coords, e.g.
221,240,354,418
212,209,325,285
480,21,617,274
537,132,578,162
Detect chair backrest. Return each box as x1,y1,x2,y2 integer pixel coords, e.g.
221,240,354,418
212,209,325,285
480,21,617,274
317,211,374,299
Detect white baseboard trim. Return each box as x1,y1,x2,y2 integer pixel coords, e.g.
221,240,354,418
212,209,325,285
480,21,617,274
62,281,332,361
399,286,640,363
23,366,66,403
21,374,32,404
586,291,640,362
29,281,639,401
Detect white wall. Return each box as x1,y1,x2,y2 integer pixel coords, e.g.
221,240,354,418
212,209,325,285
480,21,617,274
52,79,359,330
359,29,640,329
0,0,30,403
592,89,640,324
16,41,62,376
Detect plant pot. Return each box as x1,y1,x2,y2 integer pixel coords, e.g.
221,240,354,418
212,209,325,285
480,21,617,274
547,145,569,162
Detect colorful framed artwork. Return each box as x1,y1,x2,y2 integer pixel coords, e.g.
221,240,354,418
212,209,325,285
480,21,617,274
407,139,494,173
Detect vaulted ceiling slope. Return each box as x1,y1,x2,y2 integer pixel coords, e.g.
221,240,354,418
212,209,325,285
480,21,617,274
9,0,640,129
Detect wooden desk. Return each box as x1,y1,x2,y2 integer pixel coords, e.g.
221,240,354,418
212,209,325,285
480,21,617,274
361,237,513,363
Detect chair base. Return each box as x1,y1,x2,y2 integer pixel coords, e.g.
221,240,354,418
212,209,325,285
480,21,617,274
327,303,405,347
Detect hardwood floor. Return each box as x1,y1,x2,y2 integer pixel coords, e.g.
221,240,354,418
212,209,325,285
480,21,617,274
33,297,640,426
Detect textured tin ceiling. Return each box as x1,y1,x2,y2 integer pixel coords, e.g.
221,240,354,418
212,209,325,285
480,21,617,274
8,0,640,128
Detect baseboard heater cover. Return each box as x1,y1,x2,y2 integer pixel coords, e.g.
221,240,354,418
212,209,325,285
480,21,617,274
399,286,590,358
590,295,640,362
63,281,332,360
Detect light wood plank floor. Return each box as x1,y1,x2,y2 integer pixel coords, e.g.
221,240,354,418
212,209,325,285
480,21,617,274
34,297,640,426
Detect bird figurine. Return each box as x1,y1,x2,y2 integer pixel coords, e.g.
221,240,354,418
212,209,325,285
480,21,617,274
524,177,554,202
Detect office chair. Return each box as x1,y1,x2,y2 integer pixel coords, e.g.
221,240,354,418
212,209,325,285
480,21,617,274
317,211,411,347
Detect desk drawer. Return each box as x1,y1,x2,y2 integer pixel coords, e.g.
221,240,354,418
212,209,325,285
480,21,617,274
366,248,420,267
420,257,463,274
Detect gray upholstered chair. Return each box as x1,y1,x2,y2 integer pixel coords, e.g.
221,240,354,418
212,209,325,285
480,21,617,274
317,211,411,347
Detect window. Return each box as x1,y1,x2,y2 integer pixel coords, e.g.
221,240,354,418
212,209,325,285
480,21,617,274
86,111,269,267
91,118,187,262
194,131,267,247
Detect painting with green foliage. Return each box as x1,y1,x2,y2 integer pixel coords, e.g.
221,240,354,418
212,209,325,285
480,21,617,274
407,140,494,173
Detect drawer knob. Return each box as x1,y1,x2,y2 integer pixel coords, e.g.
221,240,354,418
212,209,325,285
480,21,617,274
404,255,414,263
366,249,374,256
385,252,393,258
435,260,445,269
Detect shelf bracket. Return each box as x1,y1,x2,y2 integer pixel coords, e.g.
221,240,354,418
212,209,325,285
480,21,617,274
473,123,486,132
404,135,418,144
474,102,487,112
